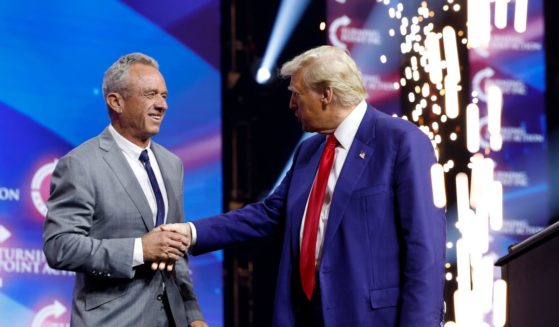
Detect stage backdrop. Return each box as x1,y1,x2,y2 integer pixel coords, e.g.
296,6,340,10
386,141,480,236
327,0,402,116
468,0,548,254
0,1,223,326
328,0,548,257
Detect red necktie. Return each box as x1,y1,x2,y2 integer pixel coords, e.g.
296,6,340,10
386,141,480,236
300,134,337,300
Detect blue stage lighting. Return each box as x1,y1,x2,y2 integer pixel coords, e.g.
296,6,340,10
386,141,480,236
256,67,272,84
256,0,311,84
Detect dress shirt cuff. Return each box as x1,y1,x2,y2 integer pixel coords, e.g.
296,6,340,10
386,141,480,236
188,222,197,245
133,237,144,267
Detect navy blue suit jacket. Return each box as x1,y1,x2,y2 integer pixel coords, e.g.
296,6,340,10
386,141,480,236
193,106,446,326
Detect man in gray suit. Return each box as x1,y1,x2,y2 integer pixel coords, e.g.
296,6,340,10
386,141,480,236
43,53,207,327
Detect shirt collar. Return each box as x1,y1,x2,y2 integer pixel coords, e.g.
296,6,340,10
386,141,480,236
333,100,367,150
108,124,151,160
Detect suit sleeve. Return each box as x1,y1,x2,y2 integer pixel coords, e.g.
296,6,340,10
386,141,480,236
193,169,291,254
42,154,136,279
191,143,301,254
394,129,446,326
173,255,205,324
173,158,205,323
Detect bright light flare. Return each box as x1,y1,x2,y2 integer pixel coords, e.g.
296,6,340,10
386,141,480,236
433,104,442,115
422,82,430,97
425,32,443,84
257,0,311,84
256,67,271,84
491,133,503,151
475,196,490,253
405,66,412,79
470,156,495,209
514,0,528,33
495,0,509,29
443,26,461,83
431,163,447,208
468,0,491,48
456,173,470,222
466,103,480,153
487,84,503,151
474,256,495,313
444,76,459,119
455,240,471,291
493,279,508,326
453,288,478,326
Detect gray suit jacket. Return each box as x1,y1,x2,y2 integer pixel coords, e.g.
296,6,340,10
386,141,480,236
43,127,203,326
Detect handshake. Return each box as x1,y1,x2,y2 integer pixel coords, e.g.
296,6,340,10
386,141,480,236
141,223,193,272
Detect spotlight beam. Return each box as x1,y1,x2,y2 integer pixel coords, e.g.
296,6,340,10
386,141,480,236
256,0,311,84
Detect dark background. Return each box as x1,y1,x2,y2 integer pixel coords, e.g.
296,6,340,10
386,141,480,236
219,0,559,325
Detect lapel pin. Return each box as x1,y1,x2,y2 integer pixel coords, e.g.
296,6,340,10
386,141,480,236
359,151,366,159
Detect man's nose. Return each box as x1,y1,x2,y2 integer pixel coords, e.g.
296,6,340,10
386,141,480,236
156,96,168,110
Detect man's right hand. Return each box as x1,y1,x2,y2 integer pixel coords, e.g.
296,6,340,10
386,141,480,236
141,229,189,263
149,223,192,271
159,223,192,240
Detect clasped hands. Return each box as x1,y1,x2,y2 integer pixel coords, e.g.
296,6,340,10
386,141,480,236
141,223,192,271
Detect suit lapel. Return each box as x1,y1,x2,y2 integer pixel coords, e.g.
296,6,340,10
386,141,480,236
322,107,378,251
289,137,325,259
99,128,154,230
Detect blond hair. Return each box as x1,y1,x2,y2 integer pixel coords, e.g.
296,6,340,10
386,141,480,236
280,45,366,107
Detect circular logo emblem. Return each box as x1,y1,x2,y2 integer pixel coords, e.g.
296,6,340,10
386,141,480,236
31,159,58,217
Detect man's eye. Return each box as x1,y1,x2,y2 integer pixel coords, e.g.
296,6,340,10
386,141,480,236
145,92,156,98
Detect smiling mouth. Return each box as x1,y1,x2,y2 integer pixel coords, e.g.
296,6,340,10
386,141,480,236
149,114,163,122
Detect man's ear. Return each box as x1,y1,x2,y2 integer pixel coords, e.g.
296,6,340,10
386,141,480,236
106,92,124,114
321,87,333,105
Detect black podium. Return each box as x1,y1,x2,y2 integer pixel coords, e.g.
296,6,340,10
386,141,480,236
495,221,559,327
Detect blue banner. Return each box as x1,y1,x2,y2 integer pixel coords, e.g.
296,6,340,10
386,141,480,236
0,1,223,326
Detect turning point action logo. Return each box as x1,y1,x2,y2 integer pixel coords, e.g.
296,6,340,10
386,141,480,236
31,300,68,327
329,15,381,50
31,159,57,217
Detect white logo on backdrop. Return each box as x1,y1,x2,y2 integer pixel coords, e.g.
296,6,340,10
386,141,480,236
472,67,495,102
329,15,351,49
0,225,11,244
31,159,57,217
0,187,20,201
329,15,382,49
31,300,67,327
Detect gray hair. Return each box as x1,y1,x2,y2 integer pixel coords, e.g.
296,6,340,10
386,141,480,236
102,52,159,98
280,45,366,107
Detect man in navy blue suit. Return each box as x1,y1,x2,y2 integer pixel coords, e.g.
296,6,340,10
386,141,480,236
161,45,446,326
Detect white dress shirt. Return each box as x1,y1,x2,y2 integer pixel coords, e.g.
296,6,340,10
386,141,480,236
300,100,368,266
108,124,169,266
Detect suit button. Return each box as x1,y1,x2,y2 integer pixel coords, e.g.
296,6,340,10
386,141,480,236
157,294,163,301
